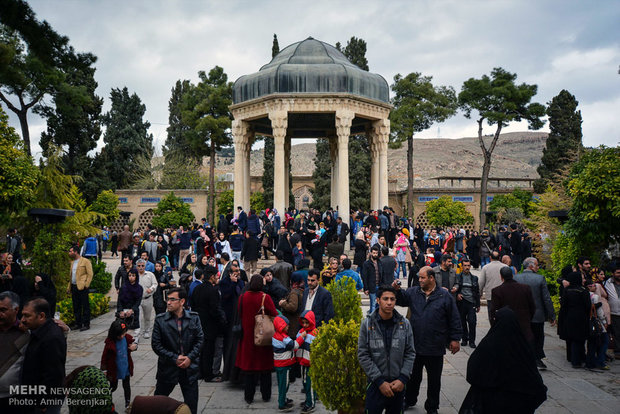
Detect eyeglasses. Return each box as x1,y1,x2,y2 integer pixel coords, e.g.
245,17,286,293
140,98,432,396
166,297,181,302
136,265,145,268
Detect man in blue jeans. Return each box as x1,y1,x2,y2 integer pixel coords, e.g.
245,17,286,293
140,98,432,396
361,245,384,315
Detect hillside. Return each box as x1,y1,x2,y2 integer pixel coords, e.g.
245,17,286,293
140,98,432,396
196,131,548,190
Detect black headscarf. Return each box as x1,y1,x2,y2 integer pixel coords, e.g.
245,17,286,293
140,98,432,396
460,307,547,414
118,271,143,306
566,271,583,288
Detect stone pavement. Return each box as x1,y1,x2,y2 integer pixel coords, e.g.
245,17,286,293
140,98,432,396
61,253,620,413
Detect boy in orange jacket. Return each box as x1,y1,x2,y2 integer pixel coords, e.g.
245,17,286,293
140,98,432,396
296,311,318,413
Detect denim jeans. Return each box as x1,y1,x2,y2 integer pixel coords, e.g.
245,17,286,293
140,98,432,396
368,292,377,314
394,261,407,279
586,332,609,368
480,256,490,268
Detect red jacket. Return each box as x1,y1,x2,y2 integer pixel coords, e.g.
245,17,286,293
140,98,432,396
296,311,317,367
273,316,304,368
100,334,135,382
235,291,278,371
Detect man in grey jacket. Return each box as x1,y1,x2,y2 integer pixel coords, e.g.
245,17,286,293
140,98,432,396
478,251,507,322
515,257,556,370
358,285,415,414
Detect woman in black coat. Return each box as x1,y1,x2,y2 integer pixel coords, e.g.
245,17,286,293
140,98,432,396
558,271,591,368
31,273,57,317
459,307,547,414
276,232,294,265
353,231,368,269
116,270,143,329
153,261,175,315
467,231,481,269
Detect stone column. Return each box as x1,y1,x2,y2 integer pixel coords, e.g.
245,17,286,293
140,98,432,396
335,110,354,219
367,126,379,210
244,133,254,210
373,118,390,209
284,137,291,209
232,119,251,211
269,111,288,215
329,136,338,209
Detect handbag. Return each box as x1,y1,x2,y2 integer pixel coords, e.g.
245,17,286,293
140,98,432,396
232,294,243,339
589,304,603,339
254,293,275,346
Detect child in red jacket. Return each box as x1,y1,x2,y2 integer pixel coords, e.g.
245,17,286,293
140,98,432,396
101,319,137,409
296,311,318,413
273,315,305,412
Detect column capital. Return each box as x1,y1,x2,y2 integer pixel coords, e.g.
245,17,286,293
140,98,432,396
232,119,253,147
372,118,390,145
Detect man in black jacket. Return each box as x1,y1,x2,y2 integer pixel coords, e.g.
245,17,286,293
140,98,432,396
152,288,204,414
241,232,260,275
190,266,223,383
393,267,461,414
361,245,384,315
20,298,67,414
456,260,481,348
300,269,334,327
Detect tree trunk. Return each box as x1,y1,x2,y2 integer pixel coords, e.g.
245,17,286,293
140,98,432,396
209,141,216,225
17,109,32,157
479,156,491,231
478,121,503,231
407,135,414,219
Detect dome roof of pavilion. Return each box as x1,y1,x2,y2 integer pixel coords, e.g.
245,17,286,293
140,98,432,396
232,37,390,104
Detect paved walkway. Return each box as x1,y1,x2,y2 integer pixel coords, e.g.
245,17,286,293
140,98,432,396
62,253,620,413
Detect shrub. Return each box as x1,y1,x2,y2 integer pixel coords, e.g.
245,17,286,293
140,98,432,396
309,319,366,413
326,276,363,323
28,226,72,301
58,293,110,326
151,192,195,228
89,258,113,295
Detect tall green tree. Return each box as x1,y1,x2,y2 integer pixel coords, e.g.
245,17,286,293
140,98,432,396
39,51,103,202
0,0,86,156
272,33,280,58
458,68,545,230
534,89,583,193
163,79,192,159
349,135,371,211
310,138,331,211
0,105,39,224
336,37,369,71
101,87,153,189
181,66,232,223
565,146,620,248
390,72,458,217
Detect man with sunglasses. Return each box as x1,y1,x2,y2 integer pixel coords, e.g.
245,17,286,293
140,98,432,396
152,287,204,414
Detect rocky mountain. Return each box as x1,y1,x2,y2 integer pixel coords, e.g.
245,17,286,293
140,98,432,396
207,131,548,190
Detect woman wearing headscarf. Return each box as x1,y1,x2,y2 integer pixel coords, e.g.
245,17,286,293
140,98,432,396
117,270,143,330
219,263,245,382
236,275,278,404
466,231,481,269
353,230,368,270
31,272,57,317
459,307,547,414
558,271,591,368
153,261,175,315
394,229,410,280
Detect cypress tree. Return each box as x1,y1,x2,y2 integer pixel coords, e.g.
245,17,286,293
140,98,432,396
534,89,583,192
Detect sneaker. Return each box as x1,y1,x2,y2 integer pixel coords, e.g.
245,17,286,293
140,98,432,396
285,398,293,405
278,405,293,412
597,365,610,371
469,342,476,349
80,325,90,331
143,332,150,339
536,360,547,370
301,404,315,413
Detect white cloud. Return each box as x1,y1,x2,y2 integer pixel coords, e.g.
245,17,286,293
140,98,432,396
3,0,618,156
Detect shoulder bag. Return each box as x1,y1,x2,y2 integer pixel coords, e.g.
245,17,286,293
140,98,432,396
254,293,275,346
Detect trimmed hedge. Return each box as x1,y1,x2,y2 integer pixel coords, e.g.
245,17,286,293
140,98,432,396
58,293,110,326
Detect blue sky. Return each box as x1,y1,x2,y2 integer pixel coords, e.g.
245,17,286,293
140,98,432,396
4,0,619,158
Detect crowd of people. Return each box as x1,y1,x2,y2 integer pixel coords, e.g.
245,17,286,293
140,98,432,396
2,205,619,414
